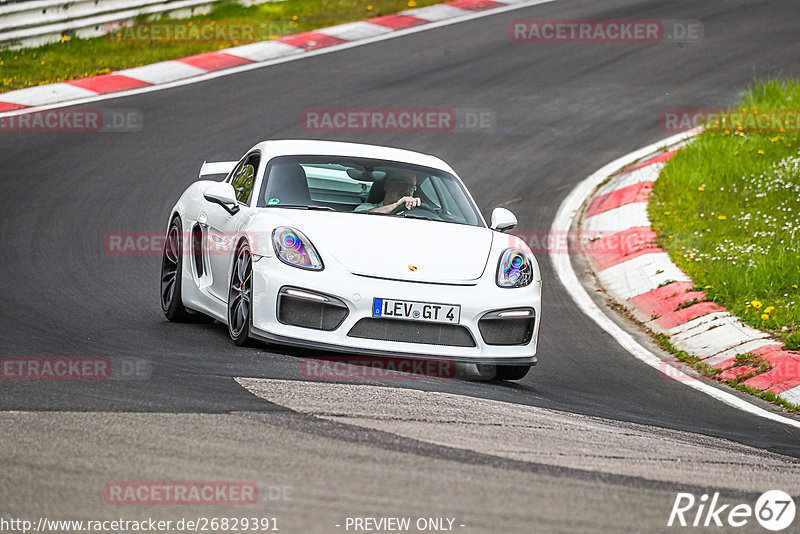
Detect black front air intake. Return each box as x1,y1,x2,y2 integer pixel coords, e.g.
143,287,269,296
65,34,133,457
478,308,536,345
277,287,348,331
347,318,476,347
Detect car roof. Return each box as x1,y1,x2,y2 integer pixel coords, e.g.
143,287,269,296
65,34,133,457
250,139,458,176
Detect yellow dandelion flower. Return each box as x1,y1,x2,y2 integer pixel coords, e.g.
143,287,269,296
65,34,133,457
704,285,712,289
761,314,769,320
697,186,705,191
292,15,298,20
718,215,726,220
764,306,774,313
367,4,373,9
752,301,762,308
757,150,764,155
664,211,671,215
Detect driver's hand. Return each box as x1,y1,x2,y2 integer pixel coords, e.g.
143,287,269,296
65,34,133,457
397,196,421,210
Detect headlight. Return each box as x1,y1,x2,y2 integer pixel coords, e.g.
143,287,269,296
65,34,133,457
272,227,323,271
497,248,533,288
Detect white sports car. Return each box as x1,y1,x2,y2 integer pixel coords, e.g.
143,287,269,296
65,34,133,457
161,140,542,380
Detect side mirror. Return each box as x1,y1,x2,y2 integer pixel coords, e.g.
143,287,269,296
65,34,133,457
490,207,517,232
204,182,240,215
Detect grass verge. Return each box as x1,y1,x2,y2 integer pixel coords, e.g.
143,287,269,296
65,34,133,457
650,78,800,349
1,0,441,92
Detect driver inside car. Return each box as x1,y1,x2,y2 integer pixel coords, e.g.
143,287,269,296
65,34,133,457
354,171,422,214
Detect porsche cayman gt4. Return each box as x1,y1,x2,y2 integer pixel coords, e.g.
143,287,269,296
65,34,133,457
160,140,541,380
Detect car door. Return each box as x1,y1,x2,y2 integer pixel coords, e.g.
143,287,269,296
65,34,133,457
204,152,260,302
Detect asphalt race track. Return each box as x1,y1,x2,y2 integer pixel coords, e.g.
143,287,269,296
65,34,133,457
2,0,800,532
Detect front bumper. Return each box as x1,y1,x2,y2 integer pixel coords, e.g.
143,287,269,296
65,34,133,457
250,253,541,364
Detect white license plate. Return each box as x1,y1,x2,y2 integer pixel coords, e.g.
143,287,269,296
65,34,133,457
372,298,460,324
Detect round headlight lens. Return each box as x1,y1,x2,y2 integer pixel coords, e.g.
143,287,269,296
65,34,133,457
497,249,532,288
272,227,323,270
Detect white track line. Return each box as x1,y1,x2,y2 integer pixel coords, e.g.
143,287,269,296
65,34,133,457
0,0,558,117
550,131,800,430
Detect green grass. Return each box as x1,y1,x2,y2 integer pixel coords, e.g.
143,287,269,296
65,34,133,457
650,78,800,348
0,0,438,92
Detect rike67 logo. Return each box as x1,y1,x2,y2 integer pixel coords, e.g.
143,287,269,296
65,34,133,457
668,490,796,530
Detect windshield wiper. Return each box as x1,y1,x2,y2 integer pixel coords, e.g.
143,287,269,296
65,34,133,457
269,204,335,211
402,213,436,221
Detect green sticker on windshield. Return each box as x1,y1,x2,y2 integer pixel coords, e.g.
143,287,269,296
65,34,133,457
268,198,280,205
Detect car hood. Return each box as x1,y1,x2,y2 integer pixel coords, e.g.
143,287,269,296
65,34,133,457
259,210,494,283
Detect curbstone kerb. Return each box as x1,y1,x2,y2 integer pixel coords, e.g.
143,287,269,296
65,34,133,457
579,138,800,406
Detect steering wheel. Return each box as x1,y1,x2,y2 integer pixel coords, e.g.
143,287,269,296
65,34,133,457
390,202,439,219
389,202,409,215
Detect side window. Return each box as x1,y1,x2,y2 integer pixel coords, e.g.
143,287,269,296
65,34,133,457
418,177,441,208
229,153,260,204
433,176,468,222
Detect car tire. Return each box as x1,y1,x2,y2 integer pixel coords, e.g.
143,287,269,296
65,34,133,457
495,364,531,381
228,241,254,346
161,217,192,322
476,364,531,381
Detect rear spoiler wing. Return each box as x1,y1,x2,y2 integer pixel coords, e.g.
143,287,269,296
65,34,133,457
199,160,237,178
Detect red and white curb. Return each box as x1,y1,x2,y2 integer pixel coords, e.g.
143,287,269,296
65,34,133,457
579,135,800,407
0,0,526,113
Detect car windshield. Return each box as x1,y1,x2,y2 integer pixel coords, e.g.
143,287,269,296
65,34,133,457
256,155,484,227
